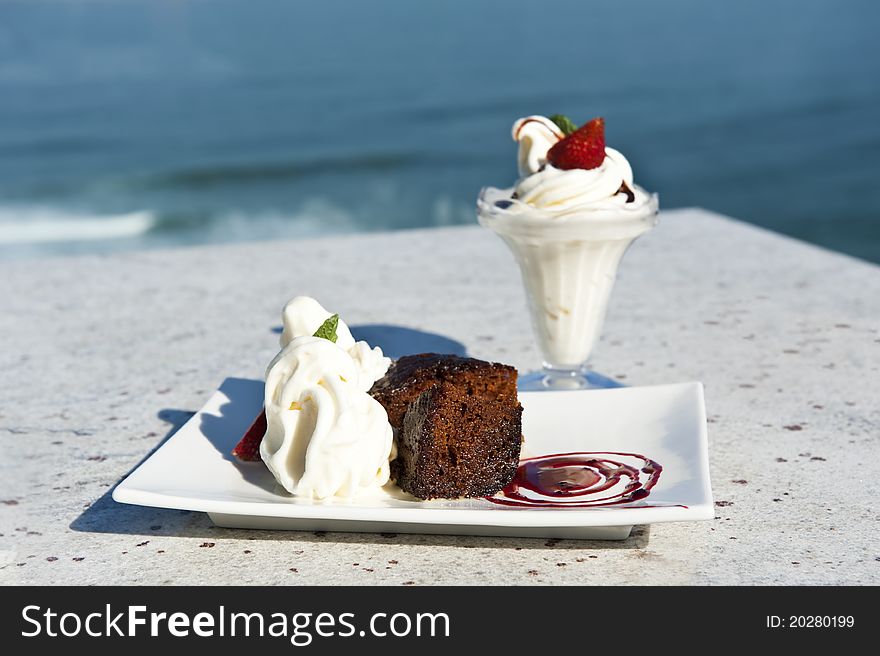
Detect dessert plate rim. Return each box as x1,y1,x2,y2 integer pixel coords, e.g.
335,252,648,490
112,377,714,532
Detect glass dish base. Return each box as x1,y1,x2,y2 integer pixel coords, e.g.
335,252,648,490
518,367,625,392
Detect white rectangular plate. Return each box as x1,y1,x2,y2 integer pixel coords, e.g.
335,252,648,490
113,378,713,540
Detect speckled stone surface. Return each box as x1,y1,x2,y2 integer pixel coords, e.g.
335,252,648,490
1,208,878,585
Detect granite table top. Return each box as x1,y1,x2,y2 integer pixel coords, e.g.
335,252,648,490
1,208,878,585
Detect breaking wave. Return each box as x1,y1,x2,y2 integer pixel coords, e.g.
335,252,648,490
0,206,156,245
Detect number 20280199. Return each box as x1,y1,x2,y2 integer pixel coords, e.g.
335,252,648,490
766,616,854,628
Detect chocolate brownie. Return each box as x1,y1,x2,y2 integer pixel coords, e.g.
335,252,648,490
369,353,522,499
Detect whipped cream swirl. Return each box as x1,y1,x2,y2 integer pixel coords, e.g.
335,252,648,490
260,297,394,499
508,115,652,216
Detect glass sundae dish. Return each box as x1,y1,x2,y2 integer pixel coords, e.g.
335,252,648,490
478,115,658,389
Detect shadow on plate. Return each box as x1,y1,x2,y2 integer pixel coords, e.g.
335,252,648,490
271,323,467,359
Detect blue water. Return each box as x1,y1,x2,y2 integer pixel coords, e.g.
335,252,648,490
1,0,878,261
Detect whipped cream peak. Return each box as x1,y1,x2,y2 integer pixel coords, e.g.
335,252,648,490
280,295,389,390
512,115,564,177
280,296,355,349
260,296,394,499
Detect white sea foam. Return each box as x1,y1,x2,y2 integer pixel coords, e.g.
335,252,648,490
0,190,475,259
0,207,155,244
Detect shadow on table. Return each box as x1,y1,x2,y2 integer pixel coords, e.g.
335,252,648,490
349,324,467,358
69,407,197,537
70,377,263,539
271,323,467,359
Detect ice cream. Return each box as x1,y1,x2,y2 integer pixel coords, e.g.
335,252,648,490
478,115,658,380
260,297,395,499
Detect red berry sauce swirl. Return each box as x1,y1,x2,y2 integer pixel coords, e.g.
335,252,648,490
487,451,667,508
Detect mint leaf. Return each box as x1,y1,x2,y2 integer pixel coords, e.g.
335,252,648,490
549,114,578,136
312,314,339,343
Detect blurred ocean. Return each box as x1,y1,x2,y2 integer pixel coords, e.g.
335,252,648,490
0,0,878,262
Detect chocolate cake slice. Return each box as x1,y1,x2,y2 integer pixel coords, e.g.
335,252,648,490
369,353,522,499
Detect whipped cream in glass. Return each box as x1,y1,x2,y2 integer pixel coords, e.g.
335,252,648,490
260,297,394,499
478,116,658,388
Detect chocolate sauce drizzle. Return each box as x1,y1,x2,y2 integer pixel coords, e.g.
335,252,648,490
617,182,636,203
487,451,677,508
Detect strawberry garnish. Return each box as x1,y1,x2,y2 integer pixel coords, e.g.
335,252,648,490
546,117,606,170
232,409,266,461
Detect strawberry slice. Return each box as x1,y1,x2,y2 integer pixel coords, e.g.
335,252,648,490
546,117,606,170
232,409,266,461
